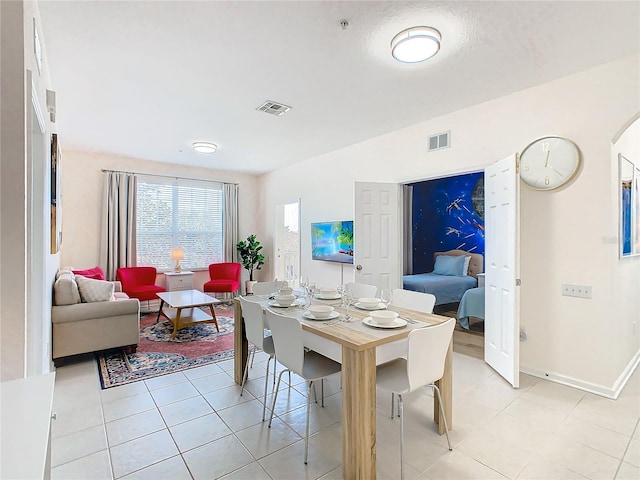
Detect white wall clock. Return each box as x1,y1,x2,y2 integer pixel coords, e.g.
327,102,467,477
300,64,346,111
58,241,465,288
519,136,581,190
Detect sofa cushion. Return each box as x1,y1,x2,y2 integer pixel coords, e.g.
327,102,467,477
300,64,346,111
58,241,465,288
54,273,81,306
75,275,115,303
72,266,106,281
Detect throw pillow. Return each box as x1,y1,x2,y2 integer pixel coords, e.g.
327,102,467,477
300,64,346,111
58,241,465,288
75,275,114,303
433,255,466,276
72,266,106,281
53,273,81,305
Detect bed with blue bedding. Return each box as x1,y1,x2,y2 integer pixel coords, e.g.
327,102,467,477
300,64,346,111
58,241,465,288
403,273,477,305
402,250,483,306
457,287,485,329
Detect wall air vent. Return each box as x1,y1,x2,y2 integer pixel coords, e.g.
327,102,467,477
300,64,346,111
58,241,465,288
256,100,292,116
428,131,450,151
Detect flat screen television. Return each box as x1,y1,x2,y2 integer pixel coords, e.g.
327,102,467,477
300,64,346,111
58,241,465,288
311,221,354,264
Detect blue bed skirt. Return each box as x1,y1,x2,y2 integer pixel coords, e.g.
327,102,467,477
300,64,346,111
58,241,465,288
456,287,485,329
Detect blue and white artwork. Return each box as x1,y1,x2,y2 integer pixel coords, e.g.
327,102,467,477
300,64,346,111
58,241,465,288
411,172,485,273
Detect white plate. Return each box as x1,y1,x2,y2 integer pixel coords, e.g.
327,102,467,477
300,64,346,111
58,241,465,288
355,302,387,311
302,310,341,321
315,293,342,300
269,299,302,308
362,316,407,329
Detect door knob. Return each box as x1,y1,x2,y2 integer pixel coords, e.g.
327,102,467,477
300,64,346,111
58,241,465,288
356,264,363,271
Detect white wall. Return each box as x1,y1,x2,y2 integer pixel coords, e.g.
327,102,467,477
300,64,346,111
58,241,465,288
60,151,261,290
1,0,58,381
259,54,640,395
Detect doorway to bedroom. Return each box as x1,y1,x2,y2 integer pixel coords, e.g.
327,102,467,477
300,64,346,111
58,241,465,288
403,171,485,359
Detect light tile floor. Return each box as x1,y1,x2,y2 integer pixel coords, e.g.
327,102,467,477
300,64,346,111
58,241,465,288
51,352,640,479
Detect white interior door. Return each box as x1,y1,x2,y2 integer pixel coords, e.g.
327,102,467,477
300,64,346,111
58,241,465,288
354,182,402,292
484,154,520,387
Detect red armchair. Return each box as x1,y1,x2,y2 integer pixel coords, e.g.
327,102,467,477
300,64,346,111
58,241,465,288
116,267,166,303
203,263,241,300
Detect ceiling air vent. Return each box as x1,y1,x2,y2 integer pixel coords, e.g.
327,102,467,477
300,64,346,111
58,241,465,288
428,131,450,151
256,100,292,116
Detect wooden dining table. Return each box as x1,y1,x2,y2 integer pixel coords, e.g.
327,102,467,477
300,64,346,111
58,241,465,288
233,296,453,480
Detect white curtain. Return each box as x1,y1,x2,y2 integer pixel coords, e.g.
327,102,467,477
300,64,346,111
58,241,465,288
100,171,137,280
223,183,239,262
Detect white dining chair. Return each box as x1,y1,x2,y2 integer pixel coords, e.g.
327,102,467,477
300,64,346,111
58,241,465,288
238,296,276,421
376,317,455,480
251,280,288,296
391,288,436,313
383,288,438,407
346,282,377,300
265,309,342,464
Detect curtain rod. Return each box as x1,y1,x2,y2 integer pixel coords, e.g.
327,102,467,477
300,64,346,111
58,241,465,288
101,168,239,186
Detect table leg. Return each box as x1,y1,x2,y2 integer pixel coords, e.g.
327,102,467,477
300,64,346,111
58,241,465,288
342,346,376,480
433,338,453,435
233,300,248,385
172,308,181,339
209,304,220,332
156,299,164,323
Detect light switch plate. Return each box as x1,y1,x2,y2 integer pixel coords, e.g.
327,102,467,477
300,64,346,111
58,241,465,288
562,283,592,299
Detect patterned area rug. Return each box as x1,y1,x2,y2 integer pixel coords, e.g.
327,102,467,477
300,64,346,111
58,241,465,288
96,305,235,388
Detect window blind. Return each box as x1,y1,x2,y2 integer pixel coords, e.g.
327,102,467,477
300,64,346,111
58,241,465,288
136,177,224,270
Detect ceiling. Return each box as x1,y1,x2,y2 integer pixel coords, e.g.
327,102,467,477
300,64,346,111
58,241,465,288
38,1,640,175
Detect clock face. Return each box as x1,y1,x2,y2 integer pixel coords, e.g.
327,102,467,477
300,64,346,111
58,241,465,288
519,136,581,190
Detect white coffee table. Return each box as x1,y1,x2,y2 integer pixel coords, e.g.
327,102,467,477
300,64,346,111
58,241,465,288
156,290,221,339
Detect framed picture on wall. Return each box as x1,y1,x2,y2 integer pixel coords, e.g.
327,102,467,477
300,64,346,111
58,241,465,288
51,133,62,254
619,153,640,258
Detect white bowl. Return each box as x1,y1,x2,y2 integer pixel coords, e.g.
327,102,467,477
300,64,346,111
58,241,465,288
369,310,398,325
358,297,381,308
317,287,338,298
307,305,334,319
274,294,295,306
278,287,293,295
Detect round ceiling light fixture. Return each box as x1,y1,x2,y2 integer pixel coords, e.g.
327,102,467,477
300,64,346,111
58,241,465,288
391,26,441,63
193,141,217,153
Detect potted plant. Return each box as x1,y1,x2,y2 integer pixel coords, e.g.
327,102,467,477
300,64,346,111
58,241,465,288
236,234,265,294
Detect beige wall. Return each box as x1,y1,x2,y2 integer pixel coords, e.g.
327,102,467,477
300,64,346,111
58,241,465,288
60,151,261,290
1,0,58,380
259,54,640,396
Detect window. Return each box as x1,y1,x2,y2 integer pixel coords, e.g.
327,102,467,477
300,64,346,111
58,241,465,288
136,177,223,270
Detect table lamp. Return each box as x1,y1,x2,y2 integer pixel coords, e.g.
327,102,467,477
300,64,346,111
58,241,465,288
171,247,184,273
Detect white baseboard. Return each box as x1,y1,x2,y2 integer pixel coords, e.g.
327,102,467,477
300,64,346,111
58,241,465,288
520,349,640,399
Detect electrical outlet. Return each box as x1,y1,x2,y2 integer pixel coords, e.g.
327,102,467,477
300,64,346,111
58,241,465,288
562,283,592,299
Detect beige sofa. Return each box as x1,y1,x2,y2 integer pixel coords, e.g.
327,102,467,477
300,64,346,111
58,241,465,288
52,270,140,364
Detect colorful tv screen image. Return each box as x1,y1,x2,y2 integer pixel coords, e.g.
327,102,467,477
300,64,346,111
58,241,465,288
311,221,354,264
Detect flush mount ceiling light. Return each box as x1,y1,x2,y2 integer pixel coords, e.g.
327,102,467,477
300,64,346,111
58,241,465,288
391,26,441,63
192,141,217,153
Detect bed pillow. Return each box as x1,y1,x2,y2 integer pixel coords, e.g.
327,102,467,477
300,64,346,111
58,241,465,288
462,255,471,275
433,255,466,276
75,275,114,303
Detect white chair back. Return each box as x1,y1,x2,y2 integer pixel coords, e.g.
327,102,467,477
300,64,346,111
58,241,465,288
251,281,288,296
265,310,305,376
406,318,455,391
391,288,436,313
346,282,377,300
239,296,268,350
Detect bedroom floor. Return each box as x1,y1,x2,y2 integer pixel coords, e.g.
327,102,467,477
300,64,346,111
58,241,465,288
435,303,484,361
